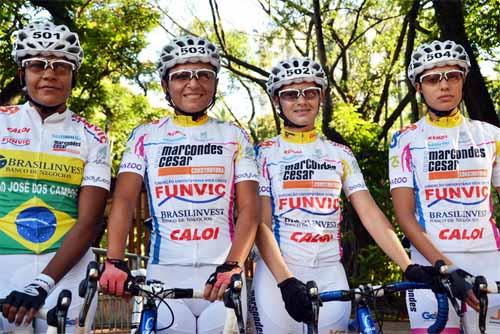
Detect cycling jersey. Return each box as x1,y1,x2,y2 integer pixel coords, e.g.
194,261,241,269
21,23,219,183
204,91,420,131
119,114,259,265
389,111,500,252
0,103,110,255
256,129,367,266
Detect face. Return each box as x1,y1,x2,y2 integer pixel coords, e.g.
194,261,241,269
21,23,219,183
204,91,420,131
274,81,323,131
162,62,218,114
22,55,74,108
416,65,464,113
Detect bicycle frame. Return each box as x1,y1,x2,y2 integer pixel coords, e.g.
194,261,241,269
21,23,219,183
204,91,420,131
126,273,246,334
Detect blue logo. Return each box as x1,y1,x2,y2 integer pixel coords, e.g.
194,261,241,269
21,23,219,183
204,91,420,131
16,207,56,242
422,311,437,320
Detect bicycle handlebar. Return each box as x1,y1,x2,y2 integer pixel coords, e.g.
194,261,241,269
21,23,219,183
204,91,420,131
319,282,448,334
0,289,72,334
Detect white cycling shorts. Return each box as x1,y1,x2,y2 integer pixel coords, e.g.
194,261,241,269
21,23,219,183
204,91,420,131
146,264,247,334
250,259,350,334
0,249,97,333
408,250,500,333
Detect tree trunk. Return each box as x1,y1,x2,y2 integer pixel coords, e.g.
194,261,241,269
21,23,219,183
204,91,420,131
433,0,499,126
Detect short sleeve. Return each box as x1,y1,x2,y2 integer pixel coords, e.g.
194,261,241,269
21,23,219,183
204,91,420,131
118,125,147,177
233,125,259,183
388,130,414,190
340,147,368,197
81,138,111,190
256,144,271,197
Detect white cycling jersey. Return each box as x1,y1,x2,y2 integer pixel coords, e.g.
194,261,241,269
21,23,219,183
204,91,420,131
256,129,367,266
388,111,500,252
119,114,259,265
0,103,110,255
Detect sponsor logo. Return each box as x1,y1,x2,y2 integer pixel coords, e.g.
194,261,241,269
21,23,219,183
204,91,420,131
170,227,219,241
390,124,417,148
284,149,302,155
160,208,224,220
390,176,408,185
120,162,142,171
427,146,486,180
0,106,20,115
71,114,107,143
290,232,334,243
438,228,484,240
157,144,223,168
278,196,341,215
427,135,447,141
407,289,417,312
155,183,226,206
425,185,489,207
389,155,400,168
92,146,108,165
0,155,7,168
1,137,31,146
248,290,264,334
7,127,31,134
52,140,81,154
422,312,437,320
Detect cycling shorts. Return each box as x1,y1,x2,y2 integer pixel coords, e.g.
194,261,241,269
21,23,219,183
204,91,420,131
250,259,349,334
0,249,97,333
407,250,500,333
146,264,246,334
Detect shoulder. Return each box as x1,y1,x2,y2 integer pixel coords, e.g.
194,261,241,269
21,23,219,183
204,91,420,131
256,136,279,153
70,112,108,144
389,120,422,149
212,118,253,141
465,118,499,136
322,136,356,157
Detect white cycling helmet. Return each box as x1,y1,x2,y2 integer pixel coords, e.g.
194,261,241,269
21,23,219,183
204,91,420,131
266,57,328,96
158,35,221,79
12,21,83,69
408,40,470,86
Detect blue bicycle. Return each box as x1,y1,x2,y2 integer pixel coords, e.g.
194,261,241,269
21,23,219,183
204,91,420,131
306,280,449,334
126,270,245,334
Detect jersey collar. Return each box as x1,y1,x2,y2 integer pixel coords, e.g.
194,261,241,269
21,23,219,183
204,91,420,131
281,129,318,144
26,102,68,124
425,109,462,128
172,114,209,127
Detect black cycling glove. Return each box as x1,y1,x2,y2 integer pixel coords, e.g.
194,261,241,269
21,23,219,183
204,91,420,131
278,277,313,323
447,266,474,301
2,274,54,320
404,264,444,292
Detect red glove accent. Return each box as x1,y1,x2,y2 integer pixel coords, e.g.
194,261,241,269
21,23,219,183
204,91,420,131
99,259,130,296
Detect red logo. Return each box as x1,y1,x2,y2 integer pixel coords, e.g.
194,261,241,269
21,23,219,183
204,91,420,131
170,227,220,241
0,106,20,115
7,127,30,134
438,228,484,240
290,232,334,243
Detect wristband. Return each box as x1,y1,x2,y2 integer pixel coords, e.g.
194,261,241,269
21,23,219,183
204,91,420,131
33,273,55,293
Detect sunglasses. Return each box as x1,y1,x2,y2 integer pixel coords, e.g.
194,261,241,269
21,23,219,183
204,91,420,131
278,87,322,101
21,57,75,75
420,70,464,86
168,69,216,83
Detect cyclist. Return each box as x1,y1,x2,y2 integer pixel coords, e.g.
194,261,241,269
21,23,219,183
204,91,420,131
0,21,110,332
250,57,437,333
389,39,500,333
99,35,259,333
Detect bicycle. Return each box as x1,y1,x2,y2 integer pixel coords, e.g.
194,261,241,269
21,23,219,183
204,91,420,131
126,269,246,334
306,280,449,334
436,262,500,334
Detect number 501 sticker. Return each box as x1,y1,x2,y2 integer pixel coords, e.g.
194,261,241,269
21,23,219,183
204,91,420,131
32,31,61,40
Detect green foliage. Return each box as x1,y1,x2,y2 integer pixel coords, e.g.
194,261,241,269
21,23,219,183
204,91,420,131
330,102,381,151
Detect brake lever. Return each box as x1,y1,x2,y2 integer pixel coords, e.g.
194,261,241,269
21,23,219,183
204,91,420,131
473,275,488,334
306,280,321,334
435,260,463,317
